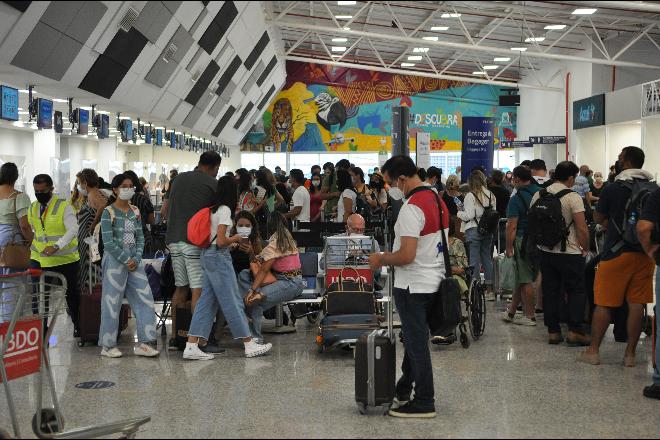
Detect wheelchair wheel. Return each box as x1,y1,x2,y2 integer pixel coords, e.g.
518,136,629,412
469,280,487,341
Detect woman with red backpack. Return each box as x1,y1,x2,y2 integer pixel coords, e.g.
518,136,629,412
183,176,273,361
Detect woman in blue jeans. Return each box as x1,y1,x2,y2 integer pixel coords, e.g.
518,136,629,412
183,176,272,361
238,212,304,341
458,170,496,300
99,174,159,359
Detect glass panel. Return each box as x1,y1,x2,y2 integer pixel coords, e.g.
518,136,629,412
349,153,379,175
290,154,321,177
264,153,287,172
241,153,264,171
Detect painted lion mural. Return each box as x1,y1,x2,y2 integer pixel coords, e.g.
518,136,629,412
270,98,294,152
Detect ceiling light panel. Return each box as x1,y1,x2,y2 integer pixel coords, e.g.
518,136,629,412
572,8,597,15
431,26,449,31
544,24,567,30
423,36,439,41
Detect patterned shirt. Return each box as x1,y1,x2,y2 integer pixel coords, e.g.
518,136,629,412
100,206,144,264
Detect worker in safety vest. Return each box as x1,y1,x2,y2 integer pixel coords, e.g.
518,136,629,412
28,174,80,336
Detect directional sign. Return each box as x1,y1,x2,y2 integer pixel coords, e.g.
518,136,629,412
501,140,533,148
529,136,567,144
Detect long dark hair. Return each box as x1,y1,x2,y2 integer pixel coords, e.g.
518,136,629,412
236,169,252,195
232,210,263,254
309,173,321,195
256,169,275,197
0,163,19,186
336,169,354,193
124,170,143,194
212,176,238,216
267,212,297,254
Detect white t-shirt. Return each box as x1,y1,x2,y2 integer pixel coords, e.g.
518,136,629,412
291,186,311,222
211,205,233,239
336,189,357,222
393,189,447,293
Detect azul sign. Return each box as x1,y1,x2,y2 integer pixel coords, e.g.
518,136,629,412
573,94,605,130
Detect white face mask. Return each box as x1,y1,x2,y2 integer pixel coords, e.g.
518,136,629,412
118,188,135,201
77,184,88,197
237,226,252,238
312,180,321,187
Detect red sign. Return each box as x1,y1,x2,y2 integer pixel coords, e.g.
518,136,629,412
326,268,373,287
0,318,42,382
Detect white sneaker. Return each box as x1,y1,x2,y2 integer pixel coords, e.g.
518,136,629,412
245,341,272,358
502,311,515,323
485,292,496,302
101,347,123,358
514,316,537,327
183,344,215,361
135,343,160,358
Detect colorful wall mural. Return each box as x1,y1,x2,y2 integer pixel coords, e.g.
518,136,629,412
242,61,518,153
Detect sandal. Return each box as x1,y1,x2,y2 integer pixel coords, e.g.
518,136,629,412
244,290,266,308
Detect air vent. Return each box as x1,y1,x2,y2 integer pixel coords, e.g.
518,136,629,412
163,43,178,64
119,7,139,32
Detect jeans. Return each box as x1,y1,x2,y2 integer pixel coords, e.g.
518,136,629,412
99,252,157,348
654,270,660,385
393,288,435,410
540,252,586,335
237,269,304,340
466,228,494,285
188,247,251,340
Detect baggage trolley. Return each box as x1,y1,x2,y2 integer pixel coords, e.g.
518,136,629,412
0,269,150,439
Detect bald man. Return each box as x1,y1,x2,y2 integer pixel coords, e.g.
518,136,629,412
347,213,366,235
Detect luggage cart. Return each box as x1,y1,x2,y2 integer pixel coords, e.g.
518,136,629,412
0,269,150,439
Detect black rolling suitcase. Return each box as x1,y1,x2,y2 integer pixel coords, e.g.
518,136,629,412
355,266,395,415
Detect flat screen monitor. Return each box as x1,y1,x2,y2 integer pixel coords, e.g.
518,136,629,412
155,129,163,146
169,132,176,148
37,98,53,129
122,120,132,142
132,128,137,143
145,127,152,144
98,114,109,139
0,85,19,121
77,109,89,135
54,111,63,133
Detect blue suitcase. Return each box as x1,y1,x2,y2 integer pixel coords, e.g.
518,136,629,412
318,314,380,353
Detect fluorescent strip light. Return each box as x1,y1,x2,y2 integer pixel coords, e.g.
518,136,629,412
52,98,69,103
572,8,597,15
494,57,511,62
80,106,92,110
423,36,439,41
119,116,132,120
337,1,356,4
408,55,423,61
155,127,165,130
511,47,528,52
343,27,351,31
97,111,110,115
431,26,449,31
331,54,342,58
18,111,29,115
331,46,347,52
332,38,348,42
335,15,353,19
472,71,487,75
483,65,499,70
441,13,461,18
401,63,416,67
18,90,33,94
525,37,546,42
18,108,23,111
413,47,430,53
545,24,567,30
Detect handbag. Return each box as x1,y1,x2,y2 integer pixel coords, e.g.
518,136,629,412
250,260,277,286
323,267,376,315
0,194,30,270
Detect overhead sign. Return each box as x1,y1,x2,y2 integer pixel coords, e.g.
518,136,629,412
529,136,566,144
573,94,605,130
461,117,495,182
37,98,53,130
416,132,431,170
0,85,19,121
0,318,43,382
502,140,533,148
77,109,89,135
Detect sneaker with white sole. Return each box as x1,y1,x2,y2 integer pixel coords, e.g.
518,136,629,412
101,347,123,358
183,343,215,361
135,343,160,358
245,341,272,358
502,311,516,323
514,316,537,326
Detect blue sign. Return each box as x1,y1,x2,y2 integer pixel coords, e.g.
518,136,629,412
145,127,152,144
0,85,18,121
77,109,89,135
169,132,176,148
461,117,495,182
122,120,132,142
37,98,53,129
573,94,605,130
156,129,163,146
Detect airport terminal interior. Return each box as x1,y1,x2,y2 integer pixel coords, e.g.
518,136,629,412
0,0,659,438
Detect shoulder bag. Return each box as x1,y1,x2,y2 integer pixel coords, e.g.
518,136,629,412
0,193,31,270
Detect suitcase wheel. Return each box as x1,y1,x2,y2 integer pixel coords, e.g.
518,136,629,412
77,341,86,348
357,403,367,415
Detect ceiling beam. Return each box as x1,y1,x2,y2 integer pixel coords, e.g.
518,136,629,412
271,20,660,70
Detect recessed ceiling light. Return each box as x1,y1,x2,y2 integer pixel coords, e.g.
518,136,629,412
331,54,342,58
18,111,29,115
525,37,546,42
431,26,449,31
572,8,597,15
423,36,439,41
343,26,351,31
332,38,348,42
401,63,416,67
441,13,461,18
483,65,499,70
413,47,430,53
494,57,511,62
472,71,487,75
331,46,347,52
335,15,353,19
408,55,423,61
337,1,356,5
545,24,567,30
511,47,528,51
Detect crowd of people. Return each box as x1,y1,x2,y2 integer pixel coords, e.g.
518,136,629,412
0,144,658,419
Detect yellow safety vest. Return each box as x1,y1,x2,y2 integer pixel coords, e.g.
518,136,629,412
28,196,80,268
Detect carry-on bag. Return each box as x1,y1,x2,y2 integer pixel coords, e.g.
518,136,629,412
324,267,376,315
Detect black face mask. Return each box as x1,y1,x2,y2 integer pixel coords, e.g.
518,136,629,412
35,192,52,205
614,161,624,176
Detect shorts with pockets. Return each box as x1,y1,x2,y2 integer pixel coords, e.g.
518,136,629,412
594,252,654,307
169,241,203,289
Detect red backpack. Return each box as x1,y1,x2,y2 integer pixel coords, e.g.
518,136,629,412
187,207,216,248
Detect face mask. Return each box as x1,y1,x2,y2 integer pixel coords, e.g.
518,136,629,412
35,192,52,205
237,226,252,238
77,185,88,197
118,188,135,201
312,180,321,187
251,181,257,190
397,178,407,195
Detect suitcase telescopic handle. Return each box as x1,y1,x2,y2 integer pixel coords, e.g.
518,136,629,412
387,265,394,340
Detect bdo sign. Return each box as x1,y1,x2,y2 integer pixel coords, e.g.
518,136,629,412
0,318,42,382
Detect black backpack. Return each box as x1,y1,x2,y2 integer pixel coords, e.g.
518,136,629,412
528,188,573,251
611,179,659,253
473,192,500,235
354,192,371,218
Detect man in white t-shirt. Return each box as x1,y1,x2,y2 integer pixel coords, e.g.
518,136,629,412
369,156,448,420
285,169,310,222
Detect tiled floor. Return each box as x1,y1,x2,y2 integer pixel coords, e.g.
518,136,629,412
0,303,658,439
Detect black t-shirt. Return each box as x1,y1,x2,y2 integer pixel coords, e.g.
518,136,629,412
442,192,463,217
231,249,251,274
489,185,511,218
596,181,643,261
590,182,607,198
